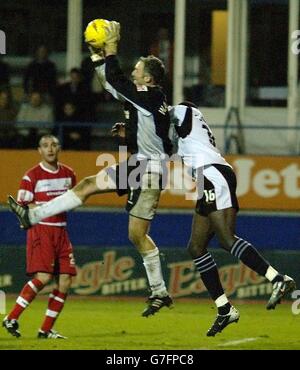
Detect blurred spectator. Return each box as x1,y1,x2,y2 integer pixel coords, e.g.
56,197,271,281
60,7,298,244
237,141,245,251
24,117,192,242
55,102,90,150
24,45,57,98
0,89,17,148
17,91,54,147
56,67,95,122
55,68,94,150
0,90,16,122
60,102,80,122
0,57,10,90
17,91,54,123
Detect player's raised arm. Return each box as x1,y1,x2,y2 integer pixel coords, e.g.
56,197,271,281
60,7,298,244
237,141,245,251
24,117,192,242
86,46,125,102
84,20,165,115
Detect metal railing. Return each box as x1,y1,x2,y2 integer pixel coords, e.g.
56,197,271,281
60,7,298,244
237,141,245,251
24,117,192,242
0,120,299,155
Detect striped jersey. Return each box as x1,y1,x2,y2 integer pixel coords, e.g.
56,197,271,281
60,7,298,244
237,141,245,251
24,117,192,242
17,162,76,226
94,56,172,173
169,104,230,169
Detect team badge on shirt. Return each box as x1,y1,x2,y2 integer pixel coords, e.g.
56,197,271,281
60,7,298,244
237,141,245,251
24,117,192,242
136,85,148,92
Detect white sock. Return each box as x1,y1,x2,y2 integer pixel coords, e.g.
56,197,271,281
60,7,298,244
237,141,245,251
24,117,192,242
29,190,82,224
142,247,168,297
265,266,279,282
215,294,229,308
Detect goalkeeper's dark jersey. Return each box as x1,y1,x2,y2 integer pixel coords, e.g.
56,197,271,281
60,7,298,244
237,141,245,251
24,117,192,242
95,56,172,163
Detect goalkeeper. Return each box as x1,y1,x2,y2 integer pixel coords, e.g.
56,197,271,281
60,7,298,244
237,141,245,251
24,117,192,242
8,21,174,317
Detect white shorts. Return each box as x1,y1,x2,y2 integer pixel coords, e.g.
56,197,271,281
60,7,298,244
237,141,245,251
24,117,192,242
195,164,239,216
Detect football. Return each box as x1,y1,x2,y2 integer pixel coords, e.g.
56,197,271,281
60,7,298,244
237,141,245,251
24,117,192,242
84,19,110,49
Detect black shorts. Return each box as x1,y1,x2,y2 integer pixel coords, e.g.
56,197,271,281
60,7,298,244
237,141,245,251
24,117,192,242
106,160,142,197
195,164,239,216
106,158,163,221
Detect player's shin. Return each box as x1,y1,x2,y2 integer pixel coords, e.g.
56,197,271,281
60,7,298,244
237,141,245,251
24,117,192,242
141,247,168,297
230,238,279,279
29,190,82,225
8,279,44,320
194,253,231,314
40,291,67,333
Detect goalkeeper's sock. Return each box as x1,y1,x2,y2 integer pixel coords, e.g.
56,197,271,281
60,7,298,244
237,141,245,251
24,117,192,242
8,279,44,320
142,248,168,297
29,190,82,225
40,291,67,332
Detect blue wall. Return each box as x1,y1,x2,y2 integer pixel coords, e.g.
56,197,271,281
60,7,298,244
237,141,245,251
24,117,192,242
0,209,299,250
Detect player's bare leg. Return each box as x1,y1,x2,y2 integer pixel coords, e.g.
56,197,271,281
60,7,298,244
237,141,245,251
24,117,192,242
38,274,72,339
128,216,173,316
208,207,296,310
73,170,117,202
8,169,117,228
3,272,51,338
188,212,239,336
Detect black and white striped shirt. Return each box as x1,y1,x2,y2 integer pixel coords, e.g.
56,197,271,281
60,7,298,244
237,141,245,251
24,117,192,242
95,56,172,171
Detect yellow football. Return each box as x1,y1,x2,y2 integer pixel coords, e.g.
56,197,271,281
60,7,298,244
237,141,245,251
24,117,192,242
84,19,110,49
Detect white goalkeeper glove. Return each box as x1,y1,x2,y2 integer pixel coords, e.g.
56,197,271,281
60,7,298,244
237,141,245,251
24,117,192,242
104,21,121,55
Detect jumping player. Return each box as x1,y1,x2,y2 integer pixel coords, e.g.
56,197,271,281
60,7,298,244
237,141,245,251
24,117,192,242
169,101,296,336
3,135,76,339
8,21,173,317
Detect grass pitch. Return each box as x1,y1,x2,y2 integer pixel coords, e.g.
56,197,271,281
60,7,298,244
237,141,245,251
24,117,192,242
0,297,299,350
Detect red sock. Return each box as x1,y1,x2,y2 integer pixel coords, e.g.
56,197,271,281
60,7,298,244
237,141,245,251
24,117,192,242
48,289,60,306
8,279,44,320
41,291,67,332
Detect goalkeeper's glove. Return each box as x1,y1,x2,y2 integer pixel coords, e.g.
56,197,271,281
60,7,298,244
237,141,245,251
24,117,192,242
104,21,121,55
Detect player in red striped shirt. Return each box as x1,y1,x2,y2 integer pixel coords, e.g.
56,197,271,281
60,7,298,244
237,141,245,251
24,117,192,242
2,135,76,339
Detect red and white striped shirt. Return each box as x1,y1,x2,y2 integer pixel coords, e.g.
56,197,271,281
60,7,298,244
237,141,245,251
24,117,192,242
17,162,76,226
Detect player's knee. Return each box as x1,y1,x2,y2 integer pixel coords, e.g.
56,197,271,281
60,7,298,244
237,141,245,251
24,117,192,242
187,240,206,259
35,273,52,285
216,234,235,251
58,275,72,293
75,176,95,199
128,228,145,247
